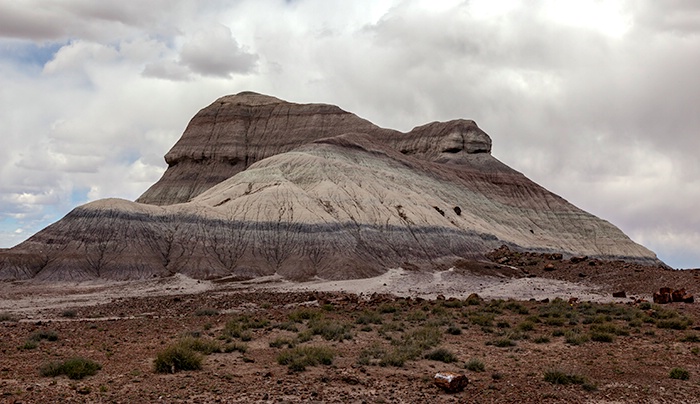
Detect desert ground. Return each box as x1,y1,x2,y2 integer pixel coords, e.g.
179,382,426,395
1,251,700,403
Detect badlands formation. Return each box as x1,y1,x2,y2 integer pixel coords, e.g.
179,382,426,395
0,92,660,282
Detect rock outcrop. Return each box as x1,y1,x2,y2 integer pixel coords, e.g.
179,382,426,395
0,92,663,282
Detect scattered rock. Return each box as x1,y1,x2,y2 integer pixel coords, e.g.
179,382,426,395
653,287,694,304
543,263,556,272
612,291,627,298
570,256,589,264
433,372,469,393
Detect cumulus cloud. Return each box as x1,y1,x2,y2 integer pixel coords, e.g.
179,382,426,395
179,25,257,77
0,0,698,269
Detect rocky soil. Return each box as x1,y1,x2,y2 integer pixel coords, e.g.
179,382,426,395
1,255,699,403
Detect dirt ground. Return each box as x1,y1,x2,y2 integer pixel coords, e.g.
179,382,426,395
1,252,700,403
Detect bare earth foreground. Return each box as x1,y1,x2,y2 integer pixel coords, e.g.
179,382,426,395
2,255,700,403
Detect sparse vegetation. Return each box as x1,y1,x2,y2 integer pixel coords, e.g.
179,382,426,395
465,358,485,372
40,357,101,380
543,369,588,386
195,307,219,316
154,342,203,373
0,312,18,322
277,345,334,371
424,347,458,363
670,367,690,380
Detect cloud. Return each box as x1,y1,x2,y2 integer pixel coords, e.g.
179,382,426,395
0,0,698,269
179,25,258,77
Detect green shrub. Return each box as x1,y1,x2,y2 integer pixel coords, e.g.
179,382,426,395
670,367,690,380
288,308,321,323
21,340,39,350
590,331,615,343
275,322,299,332
223,342,247,353
533,335,551,344
406,310,427,322
564,330,589,346
356,310,383,325
465,358,485,372
40,357,101,380
153,344,203,373
277,346,334,371
378,303,398,313
543,369,587,385
357,343,386,366
487,338,516,348
517,321,535,332
61,310,77,318
681,334,700,343
222,315,269,339
469,313,494,327
30,330,59,342
270,337,295,349
195,308,219,317
178,337,221,355
309,318,352,341
591,323,629,336
657,318,691,330
424,348,458,363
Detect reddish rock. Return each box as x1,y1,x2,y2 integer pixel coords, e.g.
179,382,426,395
612,291,627,298
653,291,672,304
682,294,694,303
544,263,556,271
672,289,686,302
434,372,469,392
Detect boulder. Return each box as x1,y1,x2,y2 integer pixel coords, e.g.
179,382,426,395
434,372,469,392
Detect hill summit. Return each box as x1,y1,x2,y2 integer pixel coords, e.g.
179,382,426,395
0,92,660,281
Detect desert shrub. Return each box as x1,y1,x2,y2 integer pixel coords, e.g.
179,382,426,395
443,299,464,308
670,367,690,380
153,344,203,373
275,321,299,332
270,337,295,349
446,325,462,335
296,329,314,343
223,342,247,353
309,318,352,341
380,325,442,367
681,334,700,343
178,337,221,355
552,329,565,337
533,335,551,344
591,323,629,336
288,308,321,323
543,369,587,385
590,331,615,343
40,357,101,380
277,346,334,371
544,317,566,326
356,310,383,325
195,307,219,317
465,358,485,372
378,303,398,313
469,313,494,327
30,330,59,342
564,330,589,346
357,343,386,366
424,348,458,363
21,340,39,350
222,315,269,340
61,309,77,318
496,321,510,329
657,318,691,330
505,301,529,315
0,312,18,322
486,338,516,348
406,310,427,322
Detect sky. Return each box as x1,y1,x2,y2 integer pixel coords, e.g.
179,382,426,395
0,0,698,269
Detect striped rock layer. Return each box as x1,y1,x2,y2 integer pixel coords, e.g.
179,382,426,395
0,92,660,281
